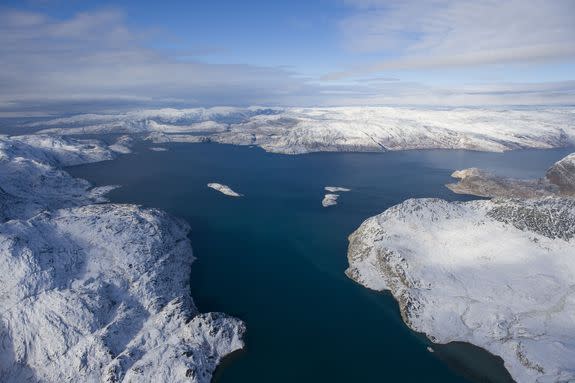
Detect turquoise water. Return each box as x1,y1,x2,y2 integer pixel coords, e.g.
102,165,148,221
68,143,572,383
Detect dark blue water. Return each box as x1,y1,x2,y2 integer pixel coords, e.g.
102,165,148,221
68,143,572,383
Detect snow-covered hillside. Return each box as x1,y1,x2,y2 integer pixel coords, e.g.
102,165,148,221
346,197,575,383
348,151,575,382
546,153,575,195
0,135,116,221
0,135,245,382
31,107,575,154
447,151,575,198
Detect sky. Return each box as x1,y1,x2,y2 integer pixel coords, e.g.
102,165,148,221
1,0,574,115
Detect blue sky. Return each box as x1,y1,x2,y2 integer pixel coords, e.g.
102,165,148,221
1,0,574,115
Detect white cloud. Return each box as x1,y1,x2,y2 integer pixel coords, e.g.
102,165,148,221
0,9,323,113
334,0,575,77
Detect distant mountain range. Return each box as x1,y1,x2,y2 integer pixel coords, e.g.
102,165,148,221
29,106,575,154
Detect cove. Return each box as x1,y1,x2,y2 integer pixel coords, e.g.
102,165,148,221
68,141,572,383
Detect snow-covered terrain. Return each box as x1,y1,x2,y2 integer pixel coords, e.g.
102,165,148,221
348,153,575,382
30,106,575,154
448,152,575,198
109,135,134,154
207,183,242,197
0,205,245,382
346,197,575,382
0,135,116,221
0,135,245,382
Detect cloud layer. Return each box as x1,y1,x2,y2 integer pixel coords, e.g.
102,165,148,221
0,9,323,114
334,0,575,77
0,3,574,115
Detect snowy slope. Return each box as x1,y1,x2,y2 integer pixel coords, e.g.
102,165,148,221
0,135,246,382
346,198,575,383
0,204,244,383
0,135,116,220
31,107,575,154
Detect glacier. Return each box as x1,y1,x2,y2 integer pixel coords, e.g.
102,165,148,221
29,106,575,155
0,134,245,383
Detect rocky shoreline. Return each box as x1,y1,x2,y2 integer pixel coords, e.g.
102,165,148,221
447,152,575,199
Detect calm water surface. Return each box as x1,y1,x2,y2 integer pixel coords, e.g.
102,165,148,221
69,142,572,383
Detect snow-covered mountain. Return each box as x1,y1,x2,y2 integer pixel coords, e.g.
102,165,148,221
447,151,575,198
546,153,575,195
346,153,575,383
31,107,575,154
0,135,245,382
0,135,116,221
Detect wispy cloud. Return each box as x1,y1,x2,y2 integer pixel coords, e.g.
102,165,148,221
0,9,323,114
330,0,575,78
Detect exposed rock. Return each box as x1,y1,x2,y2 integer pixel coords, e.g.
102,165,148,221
447,152,575,198
545,153,575,195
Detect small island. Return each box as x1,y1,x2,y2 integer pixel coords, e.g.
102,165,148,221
322,186,350,207
325,186,351,192
208,183,242,197
322,193,339,207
